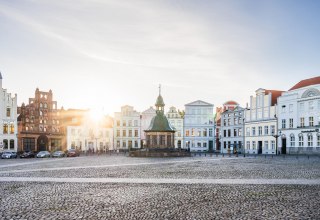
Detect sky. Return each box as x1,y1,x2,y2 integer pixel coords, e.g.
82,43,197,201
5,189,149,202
0,0,319,115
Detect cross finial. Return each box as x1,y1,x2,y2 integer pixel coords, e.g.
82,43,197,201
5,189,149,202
159,84,161,95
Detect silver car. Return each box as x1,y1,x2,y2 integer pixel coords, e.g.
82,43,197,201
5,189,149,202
36,151,51,158
52,151,66,158
1,152,17,159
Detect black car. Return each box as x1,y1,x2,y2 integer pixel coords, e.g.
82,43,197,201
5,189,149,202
20,151,35,158
67,149,80,157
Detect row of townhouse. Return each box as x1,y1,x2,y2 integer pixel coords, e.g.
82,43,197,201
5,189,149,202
113,100,215,152
219,76,320,155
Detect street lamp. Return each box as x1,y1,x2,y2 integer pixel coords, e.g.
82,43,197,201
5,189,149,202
273,130,281,155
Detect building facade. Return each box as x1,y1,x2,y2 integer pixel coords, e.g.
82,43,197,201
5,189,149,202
166,106,184,148
277,77,320,154
140,106,156,147
244,89,282,154
184,100,215,152
17,89,65,152
0,73,18,152
114,105,141,150
220,101,245,154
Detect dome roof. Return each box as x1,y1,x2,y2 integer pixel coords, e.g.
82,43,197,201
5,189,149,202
146,113,175,132
156,95,165,107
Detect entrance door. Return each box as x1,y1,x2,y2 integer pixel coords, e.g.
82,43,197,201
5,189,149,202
37,135,48,151
258,141,263,154
281,138,287,154
209,141,213,152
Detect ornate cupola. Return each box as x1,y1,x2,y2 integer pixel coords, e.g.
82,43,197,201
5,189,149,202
155,85,165,113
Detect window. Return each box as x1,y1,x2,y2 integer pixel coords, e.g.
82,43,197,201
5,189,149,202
129,130,132,137
317,133,320,147
186,130,190,137
134,120,138,126
191,128,195,136
122,141,126,148
228,129,231,137
134,130,139,137
252,127,256,136
203,129,207,137
289,118,293,128
298,134,303,147
224,141,226,149
197,129,201,137
271,141,275,150
223,119,226,126
10,123,14,134
223,130,226,137
258,126,262,136
300,118,305,127
299,103,304,112
122,130,126,137
128,140,132,148
282,119,286,129
3,139,8,149
308,133,313,147
128,120,132,127
122,120,126,127
246,127,250,136
264,126,269,135
238,128,242,137
203,142,207,148
246,141,250,150
6,108,10,117
289,104,293,112
234,129,237,137
209,128,213,137
271,125,275,135
227,119,231,126
252,141,256,150
234,118,237,125
134,141,138,148
309,117,314,127
290,134,295,147
197,142,201,147
3,124,8,134
264,141,269,150
309,101,314,111
116,130,120,137
116,120,120,126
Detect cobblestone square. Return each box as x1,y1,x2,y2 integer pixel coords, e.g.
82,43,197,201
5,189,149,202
0,155,319,219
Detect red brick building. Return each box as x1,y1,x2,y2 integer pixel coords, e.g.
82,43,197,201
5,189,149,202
17,88,66,152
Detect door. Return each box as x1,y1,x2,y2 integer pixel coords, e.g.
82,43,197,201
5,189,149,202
258,141,263,154
281,138,287,154
209,141,213,152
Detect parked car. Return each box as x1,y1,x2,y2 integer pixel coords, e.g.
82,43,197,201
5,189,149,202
36,151,51,158
20,151,36,158
67,149,80,157
52,151,66,158
1,152,17,159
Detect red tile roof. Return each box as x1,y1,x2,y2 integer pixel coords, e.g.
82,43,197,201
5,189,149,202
223,100,239,105
265,90,284,105
289,76,320,91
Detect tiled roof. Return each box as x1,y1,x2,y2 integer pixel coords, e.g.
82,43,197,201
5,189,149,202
289,76,320,91
223,100,238,105
265,90,284,105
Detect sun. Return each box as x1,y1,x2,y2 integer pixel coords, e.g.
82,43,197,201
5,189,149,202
88,108,105,123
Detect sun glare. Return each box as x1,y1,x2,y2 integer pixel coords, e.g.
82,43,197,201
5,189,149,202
89,108,105,123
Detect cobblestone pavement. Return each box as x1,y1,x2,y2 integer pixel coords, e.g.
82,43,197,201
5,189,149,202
0,155,319,219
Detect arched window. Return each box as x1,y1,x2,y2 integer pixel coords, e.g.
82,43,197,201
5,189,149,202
317,133,320,147
307,133,313,147
3,124,8,134
40,103,43,108
298,133,303,147
290,134,295,147
10,123,14,134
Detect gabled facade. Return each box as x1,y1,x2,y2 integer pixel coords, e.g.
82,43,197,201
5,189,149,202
0,73,18,152
220,101,245,154
166,106,184,148
17,88,65,152
114,105,141,150
244,89,283,154
184,100,215,152
277,76,320,154
140,106,156,147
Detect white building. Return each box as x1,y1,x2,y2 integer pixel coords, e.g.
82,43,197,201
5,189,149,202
114,105,141,150
0,73,18,152
220,101,245,154
64,110,113,152
244,89,282,154
166,106,184,149
277,77,320,154
184,100,215,152
140,106,156,147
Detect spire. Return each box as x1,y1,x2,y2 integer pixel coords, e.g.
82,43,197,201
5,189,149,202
159,84,161,96
155,85,165,113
